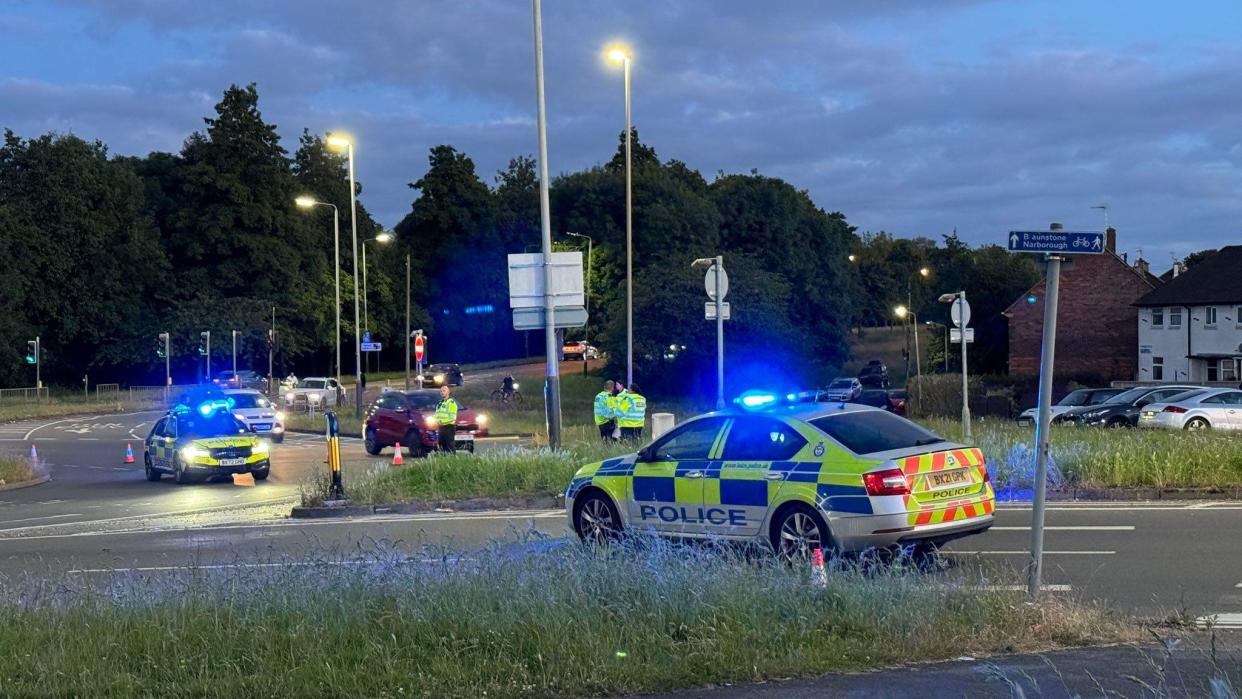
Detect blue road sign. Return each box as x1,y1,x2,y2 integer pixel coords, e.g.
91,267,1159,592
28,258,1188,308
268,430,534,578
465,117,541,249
1008,230,1105,254
361,342,382,352
362,331,372,343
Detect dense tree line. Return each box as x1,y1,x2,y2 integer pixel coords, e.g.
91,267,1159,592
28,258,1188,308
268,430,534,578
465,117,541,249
0,83,1036,391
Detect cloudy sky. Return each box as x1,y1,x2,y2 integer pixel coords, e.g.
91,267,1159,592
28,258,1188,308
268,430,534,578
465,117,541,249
4,1,1241,270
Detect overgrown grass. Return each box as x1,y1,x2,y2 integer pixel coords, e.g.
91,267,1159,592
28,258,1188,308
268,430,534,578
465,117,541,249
0,538,1137,698
0,457,38,487
927,418,1242,491
303,435,633,505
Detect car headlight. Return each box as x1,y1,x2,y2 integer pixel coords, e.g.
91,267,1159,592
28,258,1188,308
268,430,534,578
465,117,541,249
1081,410,1107,420
285,392,294,401
275,411,286,422
424,416,438,428
309,393,322,403
252,441,270,454
477,414,488,425
180,446,208,461
434,374,445,384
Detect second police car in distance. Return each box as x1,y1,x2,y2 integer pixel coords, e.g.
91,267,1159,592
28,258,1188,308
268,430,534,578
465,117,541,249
143,398,272,483
566,392,995,558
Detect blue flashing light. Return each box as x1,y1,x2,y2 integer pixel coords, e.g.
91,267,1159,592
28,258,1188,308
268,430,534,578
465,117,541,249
464,304,495,315
1026,294,1038,304
737,391,778,410
198,403,214,416
786,393,797,402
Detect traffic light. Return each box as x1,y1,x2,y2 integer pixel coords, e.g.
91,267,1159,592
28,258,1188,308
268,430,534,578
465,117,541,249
24,340,36,365
266,328,274,351
198,331,210,356
157,332,169,359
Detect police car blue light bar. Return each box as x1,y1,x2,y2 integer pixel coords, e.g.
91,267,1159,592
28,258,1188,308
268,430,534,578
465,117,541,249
736,391,778,409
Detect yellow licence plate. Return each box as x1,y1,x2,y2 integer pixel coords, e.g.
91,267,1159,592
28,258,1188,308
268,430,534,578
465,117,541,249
927,469,970,489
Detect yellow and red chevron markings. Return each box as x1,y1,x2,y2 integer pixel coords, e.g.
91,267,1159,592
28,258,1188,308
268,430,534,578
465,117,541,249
898,447,994,527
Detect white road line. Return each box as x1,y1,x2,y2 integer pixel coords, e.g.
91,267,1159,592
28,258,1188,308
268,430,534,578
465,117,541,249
0,496,299,536
0,509,564,542
948,550,1116,556
990,526,1135,532
982,584,1073,592
1234,582,1242,589
0,513,81,526
999,504,1242,511
67,556,463,575
1197,613,1242,629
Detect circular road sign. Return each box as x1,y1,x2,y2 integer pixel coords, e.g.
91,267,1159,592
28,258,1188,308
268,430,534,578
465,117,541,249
951,296,972,328
414,335,426,362
705,264,729,301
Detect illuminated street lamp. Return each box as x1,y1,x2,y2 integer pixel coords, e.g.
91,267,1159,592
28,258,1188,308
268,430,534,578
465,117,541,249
894,304,921,405
606,42,634,385
326,132,362,416
295,195,342,386
361,230,395,333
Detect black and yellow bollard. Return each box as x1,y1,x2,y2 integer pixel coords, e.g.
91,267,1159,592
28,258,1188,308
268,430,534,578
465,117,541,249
325,411,345,501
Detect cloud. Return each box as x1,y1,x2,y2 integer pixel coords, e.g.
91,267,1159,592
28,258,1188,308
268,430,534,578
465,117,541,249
8,0,1242,267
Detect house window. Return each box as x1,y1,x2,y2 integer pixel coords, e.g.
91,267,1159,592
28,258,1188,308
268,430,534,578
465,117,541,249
1151,308,1164,327
1152,356,1164,381
1206,307,1218,327
1223,360,1240,383
1208,361,1219,382
1236,306,1242,328
1168,307,1183,328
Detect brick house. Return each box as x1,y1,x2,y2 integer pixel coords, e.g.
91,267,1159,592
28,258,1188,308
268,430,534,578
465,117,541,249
1003,228,1160,380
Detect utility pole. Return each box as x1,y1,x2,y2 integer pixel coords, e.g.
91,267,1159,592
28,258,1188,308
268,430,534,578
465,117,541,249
958,292,972,442
231,330,239,386
269,306,276,399
532,0,562,449
405,254,411,392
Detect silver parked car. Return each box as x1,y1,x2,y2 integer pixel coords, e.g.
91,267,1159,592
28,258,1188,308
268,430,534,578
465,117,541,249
1139,388,1242,431
824,377,863,402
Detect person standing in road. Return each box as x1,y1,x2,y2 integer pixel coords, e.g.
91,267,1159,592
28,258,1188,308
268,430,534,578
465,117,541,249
435,384,459,454
594,379,618,441
618,384,647,441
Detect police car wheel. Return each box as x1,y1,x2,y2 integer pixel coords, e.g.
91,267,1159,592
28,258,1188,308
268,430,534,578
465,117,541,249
364,429,383,456
144,456,161,482
771,504,832,561
173,457,191,484
252,466,270,480
574,491,622,543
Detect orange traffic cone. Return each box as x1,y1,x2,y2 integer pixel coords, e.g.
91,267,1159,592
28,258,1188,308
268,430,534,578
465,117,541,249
392,444,404,466
810,547,828,589
124,443,135,464
28,444,37,461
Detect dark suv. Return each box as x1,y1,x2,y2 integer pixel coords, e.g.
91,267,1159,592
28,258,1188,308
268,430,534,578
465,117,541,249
1054,385,1202,427
364,389,488,456
856,360,889,389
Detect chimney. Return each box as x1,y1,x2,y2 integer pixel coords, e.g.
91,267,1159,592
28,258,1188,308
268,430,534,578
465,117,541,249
1105,227,1117,253
1134,258,1150,275
1122,252,1128,263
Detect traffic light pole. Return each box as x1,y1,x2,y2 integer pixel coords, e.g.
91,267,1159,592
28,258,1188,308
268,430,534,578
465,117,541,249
532,0,562,450
34,336,40,393
231,330,238,385
205,331,211,383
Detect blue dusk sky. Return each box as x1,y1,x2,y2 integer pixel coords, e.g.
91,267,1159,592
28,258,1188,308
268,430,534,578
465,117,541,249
3,1,1242,270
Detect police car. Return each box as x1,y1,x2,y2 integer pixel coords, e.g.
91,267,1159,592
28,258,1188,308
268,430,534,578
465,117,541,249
143,399,272,483
565,394,994,558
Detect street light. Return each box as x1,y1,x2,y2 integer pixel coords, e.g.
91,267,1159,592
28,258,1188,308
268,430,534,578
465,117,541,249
326,132,362,417
361,230,395,334
566,231,593,347
295,195,342,387
894,304,921,409
848,254,857,263
606,42,634,385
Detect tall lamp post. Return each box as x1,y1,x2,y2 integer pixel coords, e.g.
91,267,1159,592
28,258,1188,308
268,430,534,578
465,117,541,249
326,133,362,417
360,230,395,374
895,305,921,412
606,44,634,385
295,196,342,386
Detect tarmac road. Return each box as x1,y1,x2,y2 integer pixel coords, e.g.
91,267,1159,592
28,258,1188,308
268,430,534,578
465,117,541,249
1,409,1241,623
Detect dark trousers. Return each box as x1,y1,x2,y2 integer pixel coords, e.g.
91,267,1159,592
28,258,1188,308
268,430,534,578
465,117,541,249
438,425,456,453
621,426,642,442
598,420,616,441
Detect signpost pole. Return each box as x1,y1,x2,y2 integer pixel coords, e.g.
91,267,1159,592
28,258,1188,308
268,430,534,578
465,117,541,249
532,0,562,450
1028,254,1062,598
405,254,411,392
715,256,725,410
959,292,972,442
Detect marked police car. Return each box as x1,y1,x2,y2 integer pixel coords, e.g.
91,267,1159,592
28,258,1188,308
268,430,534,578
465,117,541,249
143,400,272,483
566,394,994,558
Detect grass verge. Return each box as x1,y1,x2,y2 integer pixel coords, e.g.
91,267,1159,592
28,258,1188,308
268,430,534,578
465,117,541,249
302,434,633,506
927,418,1242,491
0,539,1138,698
0,457,38,487
0,396,164,424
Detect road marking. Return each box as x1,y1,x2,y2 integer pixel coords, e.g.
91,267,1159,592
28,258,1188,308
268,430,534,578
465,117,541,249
36,500,66,505
999,503,1242,511
982,584,1073,592
990,526,1135,531
1234,582,1242,589
66,556,464,575
0,513,81,526
948,550,1116,556
0,496,300,536
1197,613,1242,629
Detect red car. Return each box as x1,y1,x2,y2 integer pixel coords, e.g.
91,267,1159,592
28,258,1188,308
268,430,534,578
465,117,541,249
888,389,907,416
364,389,489,456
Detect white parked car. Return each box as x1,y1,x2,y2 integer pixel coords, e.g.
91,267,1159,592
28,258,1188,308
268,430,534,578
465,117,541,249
224,389,285,443
1139,388,1242,431
283,377,346,409
824,377,863,402
1016,387,1124,425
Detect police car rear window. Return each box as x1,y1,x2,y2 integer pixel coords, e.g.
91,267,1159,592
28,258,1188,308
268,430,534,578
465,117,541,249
809,411,944,456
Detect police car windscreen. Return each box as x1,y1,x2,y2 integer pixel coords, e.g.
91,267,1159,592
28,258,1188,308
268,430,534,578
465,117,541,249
229,394,270,409
809,411,944,455
181,413,248,437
